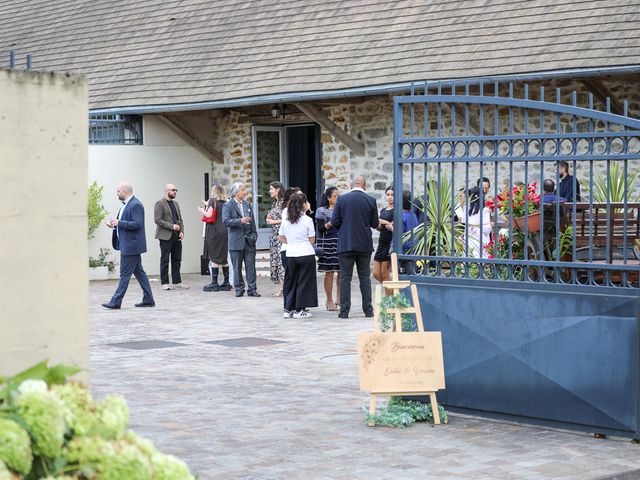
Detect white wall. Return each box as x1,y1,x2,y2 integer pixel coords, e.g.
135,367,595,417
0,68,89,378
89,116,213,275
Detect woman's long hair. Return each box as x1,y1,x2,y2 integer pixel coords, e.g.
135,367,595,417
287,192,307,224
467,186,481,216
270,181,285,205
320,186,338,208
210,184,227,202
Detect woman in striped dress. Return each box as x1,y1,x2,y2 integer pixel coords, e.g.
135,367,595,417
315,186,340,311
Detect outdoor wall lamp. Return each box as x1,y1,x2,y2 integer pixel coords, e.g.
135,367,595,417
270,104,286,119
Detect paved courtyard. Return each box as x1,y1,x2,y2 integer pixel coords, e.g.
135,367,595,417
89,273,640,480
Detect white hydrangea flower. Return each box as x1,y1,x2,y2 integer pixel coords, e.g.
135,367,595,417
15,379,48,398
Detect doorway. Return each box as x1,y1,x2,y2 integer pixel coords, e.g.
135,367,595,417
252,124,321,249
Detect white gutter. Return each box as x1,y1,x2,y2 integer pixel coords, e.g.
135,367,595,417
89,65,640,115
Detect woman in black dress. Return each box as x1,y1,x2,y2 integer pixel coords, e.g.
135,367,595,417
198,184,230,292
373,186,394,285
315,186,340,311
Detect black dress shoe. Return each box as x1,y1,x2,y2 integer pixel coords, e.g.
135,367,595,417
102,302,121,310
235,291,245,297
338,312,349,319
247,291,261,297
365,312,375,318
135,302,155,307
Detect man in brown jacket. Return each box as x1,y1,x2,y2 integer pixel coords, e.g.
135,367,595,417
154,183,188,290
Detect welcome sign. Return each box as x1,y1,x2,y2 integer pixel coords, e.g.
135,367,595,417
358,332,445,393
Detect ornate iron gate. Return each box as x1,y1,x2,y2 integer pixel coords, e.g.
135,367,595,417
393,80,640,437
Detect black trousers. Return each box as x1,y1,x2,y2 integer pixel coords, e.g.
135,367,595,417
229,244,257,294
338,251,373,316
159,232,182,285
284,254,318,311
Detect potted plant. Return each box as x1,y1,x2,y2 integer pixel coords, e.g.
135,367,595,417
486,182,541,232
89,248,117,280
87,182,116,280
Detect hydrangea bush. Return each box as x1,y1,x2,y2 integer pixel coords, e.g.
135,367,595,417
0,360,195,479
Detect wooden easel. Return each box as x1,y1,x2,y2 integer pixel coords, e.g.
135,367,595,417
368,252,441,426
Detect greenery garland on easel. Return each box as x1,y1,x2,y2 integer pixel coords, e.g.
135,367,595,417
378,292,417,332
367,291,449,428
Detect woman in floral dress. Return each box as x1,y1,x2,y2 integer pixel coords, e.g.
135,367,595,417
266,181,285,295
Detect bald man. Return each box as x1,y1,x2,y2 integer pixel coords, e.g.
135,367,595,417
102,181,155,309
330,175,379,319
154,183,187,290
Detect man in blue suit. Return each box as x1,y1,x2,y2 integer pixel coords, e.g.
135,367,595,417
102,181,155,309
330,175,379,318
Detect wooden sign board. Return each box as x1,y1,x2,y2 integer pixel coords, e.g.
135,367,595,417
358,332,445,393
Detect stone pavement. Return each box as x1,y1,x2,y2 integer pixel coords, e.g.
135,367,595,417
89,273,640,480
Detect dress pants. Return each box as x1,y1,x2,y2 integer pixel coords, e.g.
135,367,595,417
229,243,257,294
338,251,373,316
159,232,182,285
110,254,154,306
284,254,318,311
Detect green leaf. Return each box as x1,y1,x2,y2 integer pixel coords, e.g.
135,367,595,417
45,364,82,386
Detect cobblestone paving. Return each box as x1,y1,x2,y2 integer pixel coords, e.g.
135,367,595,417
90,274,640,480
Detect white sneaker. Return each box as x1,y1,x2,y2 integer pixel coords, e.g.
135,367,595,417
293,310,312,319
161,284,171,290
172,283,189,290
283,310,292,318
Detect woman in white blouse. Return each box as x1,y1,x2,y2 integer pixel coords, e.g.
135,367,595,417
278,192,318,319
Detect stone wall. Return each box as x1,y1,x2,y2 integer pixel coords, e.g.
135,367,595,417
208,75,640,206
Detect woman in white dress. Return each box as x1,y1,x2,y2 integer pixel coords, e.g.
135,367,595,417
456,186,492,258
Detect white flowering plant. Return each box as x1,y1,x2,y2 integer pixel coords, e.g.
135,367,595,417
0,360,195,480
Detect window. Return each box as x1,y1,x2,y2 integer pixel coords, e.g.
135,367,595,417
89,114,142,145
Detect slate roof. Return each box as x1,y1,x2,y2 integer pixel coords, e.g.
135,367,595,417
1,0,639,110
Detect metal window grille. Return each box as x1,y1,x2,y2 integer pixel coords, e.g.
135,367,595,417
89,114,142,145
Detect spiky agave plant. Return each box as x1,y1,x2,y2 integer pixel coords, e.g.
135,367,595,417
590,162,639,205
402,176,465,257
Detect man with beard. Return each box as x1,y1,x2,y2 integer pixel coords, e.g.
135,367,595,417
102,181,155,309
154,183,188,290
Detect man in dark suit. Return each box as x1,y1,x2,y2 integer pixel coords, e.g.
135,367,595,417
222,182,261,297
331,175,379,318
102,181,155,309
154,183,188,290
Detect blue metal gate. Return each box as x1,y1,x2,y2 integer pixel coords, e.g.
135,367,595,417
393,80,640,437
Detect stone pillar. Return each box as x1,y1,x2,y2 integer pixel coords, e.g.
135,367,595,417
0,68,89,380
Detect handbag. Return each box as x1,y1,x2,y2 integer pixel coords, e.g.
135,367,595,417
201,206,217,224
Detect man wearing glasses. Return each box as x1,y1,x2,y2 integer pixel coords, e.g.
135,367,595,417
154,184,188,290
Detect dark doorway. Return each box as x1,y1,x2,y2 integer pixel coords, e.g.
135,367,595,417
286,124,321,212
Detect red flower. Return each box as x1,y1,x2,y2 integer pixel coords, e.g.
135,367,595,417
488,254,494,259
485,199,495,211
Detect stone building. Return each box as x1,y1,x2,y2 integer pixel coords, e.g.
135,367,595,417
1,0,639,268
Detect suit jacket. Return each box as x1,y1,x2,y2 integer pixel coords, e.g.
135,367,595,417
154,197,184,240
222,199,258,250
331,189,379,253
112,196,147,256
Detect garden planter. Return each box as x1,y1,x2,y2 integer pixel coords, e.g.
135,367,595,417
512,212,541,232
89,266,117,281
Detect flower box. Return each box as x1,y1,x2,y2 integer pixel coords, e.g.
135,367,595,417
512,211,541,232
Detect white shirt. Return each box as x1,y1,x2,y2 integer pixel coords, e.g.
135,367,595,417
279,207,288,252
279,214,315,257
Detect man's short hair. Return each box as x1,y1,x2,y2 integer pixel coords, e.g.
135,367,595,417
558,161,569,172
230,182,244,198
543,179,555,193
